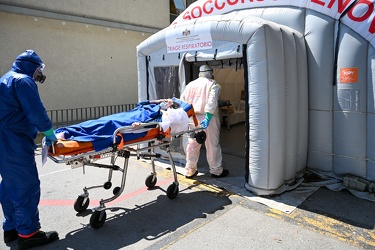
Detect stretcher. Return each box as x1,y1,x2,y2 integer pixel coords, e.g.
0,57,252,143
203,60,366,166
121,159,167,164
47,100,206,229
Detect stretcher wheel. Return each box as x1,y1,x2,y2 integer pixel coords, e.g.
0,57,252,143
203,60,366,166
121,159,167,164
166,183,179,199
113,187,121,195
145,174,157,188
195,131,206,144
90,210,106,229
103,181,112,190
74,196,90,213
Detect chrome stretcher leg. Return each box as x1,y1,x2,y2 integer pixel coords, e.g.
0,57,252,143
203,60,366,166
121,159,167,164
166,147,179,199
101,152,117,190
73,155,121,209
74,179,115,214
135,141,158,188
145,143,158,188
89,150,130,229
150,143,156,175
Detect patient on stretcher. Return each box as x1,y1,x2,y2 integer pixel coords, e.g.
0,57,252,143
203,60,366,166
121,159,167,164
52,98,191,154
131,99,180,128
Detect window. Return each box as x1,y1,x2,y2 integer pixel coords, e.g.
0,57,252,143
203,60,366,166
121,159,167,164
170,0,186,23
173,0,185,11
170,0,198,23
154,66,180,99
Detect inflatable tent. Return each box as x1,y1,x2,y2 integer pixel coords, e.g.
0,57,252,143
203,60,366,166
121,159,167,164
137,0,375,195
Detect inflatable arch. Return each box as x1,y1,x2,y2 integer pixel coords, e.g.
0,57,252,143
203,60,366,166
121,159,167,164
137,0,375,195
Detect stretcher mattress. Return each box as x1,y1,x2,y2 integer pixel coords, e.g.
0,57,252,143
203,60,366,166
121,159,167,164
51,127,161,155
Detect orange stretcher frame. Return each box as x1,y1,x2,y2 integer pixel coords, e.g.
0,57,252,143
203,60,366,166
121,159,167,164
50,126,163,156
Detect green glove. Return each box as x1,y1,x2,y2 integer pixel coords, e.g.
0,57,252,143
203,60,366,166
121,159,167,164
205,112,213,121
43,128,57,146
43,128,55,137
200,113,213,129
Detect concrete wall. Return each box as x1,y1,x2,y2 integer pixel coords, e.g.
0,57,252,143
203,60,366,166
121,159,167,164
0,0,169,29
0,0,170,110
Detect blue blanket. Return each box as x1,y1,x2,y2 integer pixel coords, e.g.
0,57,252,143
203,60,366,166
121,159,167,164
56,103,162,151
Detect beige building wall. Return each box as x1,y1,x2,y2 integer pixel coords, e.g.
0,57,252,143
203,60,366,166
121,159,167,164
0,1,169,110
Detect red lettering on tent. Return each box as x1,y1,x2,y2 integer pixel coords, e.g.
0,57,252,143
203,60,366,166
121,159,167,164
183,11,192,21
228,0,245,5
215,0,225,10
203,0,214,14
178,0,375,39
312,0,325,6
191,6,203,18
369,15,375,33
327,0,352,13
348,0,374,22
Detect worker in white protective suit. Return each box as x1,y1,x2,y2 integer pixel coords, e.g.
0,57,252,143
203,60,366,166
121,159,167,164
180,65,229,178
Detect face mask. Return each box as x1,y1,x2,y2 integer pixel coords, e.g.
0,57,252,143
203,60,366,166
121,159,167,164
34,71,46,83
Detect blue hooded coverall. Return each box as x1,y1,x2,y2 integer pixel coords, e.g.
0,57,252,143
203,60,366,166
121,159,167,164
0,50,53,236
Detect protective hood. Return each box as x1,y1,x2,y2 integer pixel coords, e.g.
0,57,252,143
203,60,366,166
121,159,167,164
199,65,213,79
11,50,44,77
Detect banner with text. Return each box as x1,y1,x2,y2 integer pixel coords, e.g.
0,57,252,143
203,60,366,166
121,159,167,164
166,22,212,53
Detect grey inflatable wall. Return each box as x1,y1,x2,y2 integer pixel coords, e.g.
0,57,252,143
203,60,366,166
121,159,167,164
219,4,375,186
137,1,375,195
244,22,308,194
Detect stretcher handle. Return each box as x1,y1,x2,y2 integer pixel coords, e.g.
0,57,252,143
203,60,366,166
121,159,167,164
51,142,55,154
169,125,204,137
112,122,159,144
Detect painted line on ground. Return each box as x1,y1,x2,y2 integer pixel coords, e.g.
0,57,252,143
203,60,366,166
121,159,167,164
265,208,375,249
39,177,174,207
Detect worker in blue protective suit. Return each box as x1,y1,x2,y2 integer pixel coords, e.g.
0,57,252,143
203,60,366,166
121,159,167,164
0,50,59,249
180,65,229,178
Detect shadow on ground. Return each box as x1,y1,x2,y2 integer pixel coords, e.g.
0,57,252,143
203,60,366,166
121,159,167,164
10,191,232,250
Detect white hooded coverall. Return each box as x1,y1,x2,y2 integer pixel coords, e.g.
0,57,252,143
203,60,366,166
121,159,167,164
180,76,223,176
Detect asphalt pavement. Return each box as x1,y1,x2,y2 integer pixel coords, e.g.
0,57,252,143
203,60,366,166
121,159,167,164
0,148,374,250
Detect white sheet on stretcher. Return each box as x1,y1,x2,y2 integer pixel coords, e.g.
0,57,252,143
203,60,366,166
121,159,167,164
159,108,189,133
